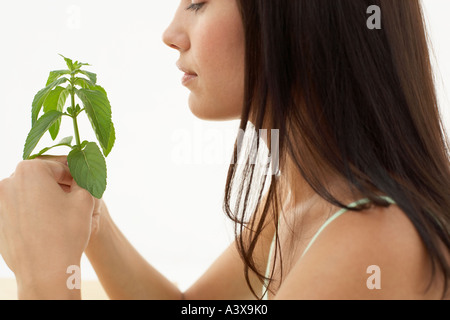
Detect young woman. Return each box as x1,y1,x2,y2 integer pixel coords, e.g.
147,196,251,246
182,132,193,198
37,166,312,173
0,0,448,300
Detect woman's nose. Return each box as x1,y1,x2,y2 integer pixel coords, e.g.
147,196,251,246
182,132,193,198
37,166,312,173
162,18,190,52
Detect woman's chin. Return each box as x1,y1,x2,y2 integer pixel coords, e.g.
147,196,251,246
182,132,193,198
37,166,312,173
188,102,241,122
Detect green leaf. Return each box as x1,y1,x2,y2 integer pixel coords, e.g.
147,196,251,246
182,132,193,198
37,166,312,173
58,88,70,108
31,77,68,126
43,87,70,140
80,140,89,149
75,88,112,156
46,70,70,86
78,70,97,84
58,136,74,146
43,86,64,113
59,54,74,71
92,85,107,95
28,136,73,159
74,77,96,89
104,122,116,157
68,142,107,199
73,61,90,70
23,110,63,160
75,104,82,114
90,85,115,156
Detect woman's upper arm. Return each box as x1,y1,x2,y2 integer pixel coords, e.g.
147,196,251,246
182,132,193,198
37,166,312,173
183,240,260,300
184,195,276,300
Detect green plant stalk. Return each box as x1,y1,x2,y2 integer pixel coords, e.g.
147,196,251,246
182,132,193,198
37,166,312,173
72,104,81,147
70,76,81,147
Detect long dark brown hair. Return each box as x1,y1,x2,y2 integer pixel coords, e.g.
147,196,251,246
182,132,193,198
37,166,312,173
223,0,450,299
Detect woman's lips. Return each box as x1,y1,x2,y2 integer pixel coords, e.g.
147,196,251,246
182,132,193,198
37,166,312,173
181,73,198,86
177,62,198,86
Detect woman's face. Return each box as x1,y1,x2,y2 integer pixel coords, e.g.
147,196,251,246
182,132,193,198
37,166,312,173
163,0,245,121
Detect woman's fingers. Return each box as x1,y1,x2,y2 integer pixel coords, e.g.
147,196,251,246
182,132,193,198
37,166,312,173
36,155,71,191
12,160,72,196
36,155,68,165
40,159,74,187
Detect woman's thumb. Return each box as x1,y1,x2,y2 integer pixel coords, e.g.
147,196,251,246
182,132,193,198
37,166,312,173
70,179,96,210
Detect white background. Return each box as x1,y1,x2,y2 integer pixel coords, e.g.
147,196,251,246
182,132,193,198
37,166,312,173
0,1,449,293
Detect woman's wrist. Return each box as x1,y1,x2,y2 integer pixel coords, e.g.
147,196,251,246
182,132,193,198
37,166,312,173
16,259,82,300
85,203,114,256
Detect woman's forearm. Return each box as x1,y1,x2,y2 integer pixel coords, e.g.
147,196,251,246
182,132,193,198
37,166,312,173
85,207,182,300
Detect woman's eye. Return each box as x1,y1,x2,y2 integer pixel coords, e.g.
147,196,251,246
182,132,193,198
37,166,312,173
186,2,205,13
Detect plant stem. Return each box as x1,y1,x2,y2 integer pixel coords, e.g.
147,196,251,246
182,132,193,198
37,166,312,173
70,77,82,147
72,108,81,147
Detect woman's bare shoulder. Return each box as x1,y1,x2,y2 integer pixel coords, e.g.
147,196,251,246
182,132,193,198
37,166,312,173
275,203,446,299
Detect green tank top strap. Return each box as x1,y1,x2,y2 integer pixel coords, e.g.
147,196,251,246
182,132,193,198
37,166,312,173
300,195,396,259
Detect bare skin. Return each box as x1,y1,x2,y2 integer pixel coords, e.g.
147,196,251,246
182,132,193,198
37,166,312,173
0,0,447,299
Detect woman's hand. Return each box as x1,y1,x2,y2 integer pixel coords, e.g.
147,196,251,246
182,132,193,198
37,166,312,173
36,155,104,241
0,158,95,299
